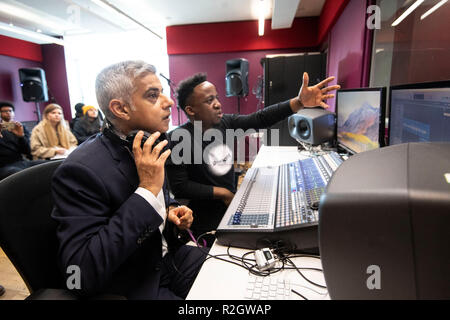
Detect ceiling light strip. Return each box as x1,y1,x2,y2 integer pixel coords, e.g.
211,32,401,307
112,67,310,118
258,0,266,36
0,22,64,45
391,0,425,27
258,17,265,36
95,0,162,39
420,0,448,20
0,1,66,35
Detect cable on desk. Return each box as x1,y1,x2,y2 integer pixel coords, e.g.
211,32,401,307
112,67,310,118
291,289,308,300
284,257,327,289
195,232,256,272
194,231,328,296
288,253,322,260
291,283,329,297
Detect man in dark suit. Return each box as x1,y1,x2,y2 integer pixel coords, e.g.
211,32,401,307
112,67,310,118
51,61,206,299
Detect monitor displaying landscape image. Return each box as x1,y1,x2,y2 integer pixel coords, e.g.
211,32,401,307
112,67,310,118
336,89,386,154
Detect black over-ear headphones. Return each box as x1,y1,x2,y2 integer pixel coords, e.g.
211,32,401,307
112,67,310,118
103,122,169,153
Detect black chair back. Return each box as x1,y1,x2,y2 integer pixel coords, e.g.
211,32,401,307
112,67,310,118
0,160,64,293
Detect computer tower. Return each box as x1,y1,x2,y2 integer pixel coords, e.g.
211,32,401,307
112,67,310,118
319,142,450,299
262,53,326,146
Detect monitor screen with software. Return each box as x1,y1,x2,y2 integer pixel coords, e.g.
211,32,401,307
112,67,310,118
336,88,386,154
388,81,450,145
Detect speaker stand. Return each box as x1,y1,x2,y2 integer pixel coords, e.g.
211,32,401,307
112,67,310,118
34,102,42,121
237,96,240,114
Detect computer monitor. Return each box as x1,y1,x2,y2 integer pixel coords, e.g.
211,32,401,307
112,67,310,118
336,88,386,154
388,81,450,146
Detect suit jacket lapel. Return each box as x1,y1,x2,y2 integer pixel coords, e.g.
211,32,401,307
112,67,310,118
100,133,177,207
100,134,139,189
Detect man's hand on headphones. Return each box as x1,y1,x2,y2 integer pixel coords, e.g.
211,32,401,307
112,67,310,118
133,131,171,197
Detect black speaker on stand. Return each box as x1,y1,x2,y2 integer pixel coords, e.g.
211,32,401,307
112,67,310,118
19,68,49,121
225,58,249,114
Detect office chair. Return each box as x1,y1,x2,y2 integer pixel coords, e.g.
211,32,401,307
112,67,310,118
0,160,78,300
0,160,127,300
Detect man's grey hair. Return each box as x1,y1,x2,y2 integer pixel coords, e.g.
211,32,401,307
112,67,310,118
95,60,156,120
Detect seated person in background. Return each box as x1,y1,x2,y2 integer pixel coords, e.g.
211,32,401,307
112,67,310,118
30,103,78,160
70,102,84,130
72,105,104,144
51,60,206,299
0,101,47,180
166,72,340,246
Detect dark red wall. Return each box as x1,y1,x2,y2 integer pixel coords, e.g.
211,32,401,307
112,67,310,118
167,18,319,55
327,0,370,111
42,44,72,121
166,0,352,125
318,0,351,44
0,54,44,121
0,34,42,62
169,48,319,125
0,36,71,122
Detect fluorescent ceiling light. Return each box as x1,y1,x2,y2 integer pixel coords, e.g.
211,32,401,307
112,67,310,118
0,1,70,35
0,22,64,45
392,0,425,26
420,0,448,20
259,16,265,36
445,173,450,184
90,0,162,39
257,0,270,36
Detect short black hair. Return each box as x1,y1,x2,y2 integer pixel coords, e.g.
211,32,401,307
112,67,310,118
74,102,85,114
176,73,207,111
0,101,14,111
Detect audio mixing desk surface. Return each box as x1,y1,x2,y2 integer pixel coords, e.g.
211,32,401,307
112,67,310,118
216,146,343,252
187,146,332,300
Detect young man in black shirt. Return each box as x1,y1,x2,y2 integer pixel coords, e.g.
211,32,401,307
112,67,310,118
166,72,340,245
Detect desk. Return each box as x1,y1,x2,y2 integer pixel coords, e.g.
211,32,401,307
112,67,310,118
187,146,329,300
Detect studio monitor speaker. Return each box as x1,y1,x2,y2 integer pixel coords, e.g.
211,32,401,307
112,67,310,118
319,142,450,299
18,68,49,102
225,58,249,97
288,108,335,145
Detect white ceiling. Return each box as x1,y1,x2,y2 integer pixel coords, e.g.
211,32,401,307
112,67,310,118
0,0,326,44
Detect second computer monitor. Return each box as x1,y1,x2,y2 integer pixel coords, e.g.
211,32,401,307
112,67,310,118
388,81,450,146
336,88,386,154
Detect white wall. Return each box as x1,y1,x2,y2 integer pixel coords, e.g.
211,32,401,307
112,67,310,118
64,29,171,119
